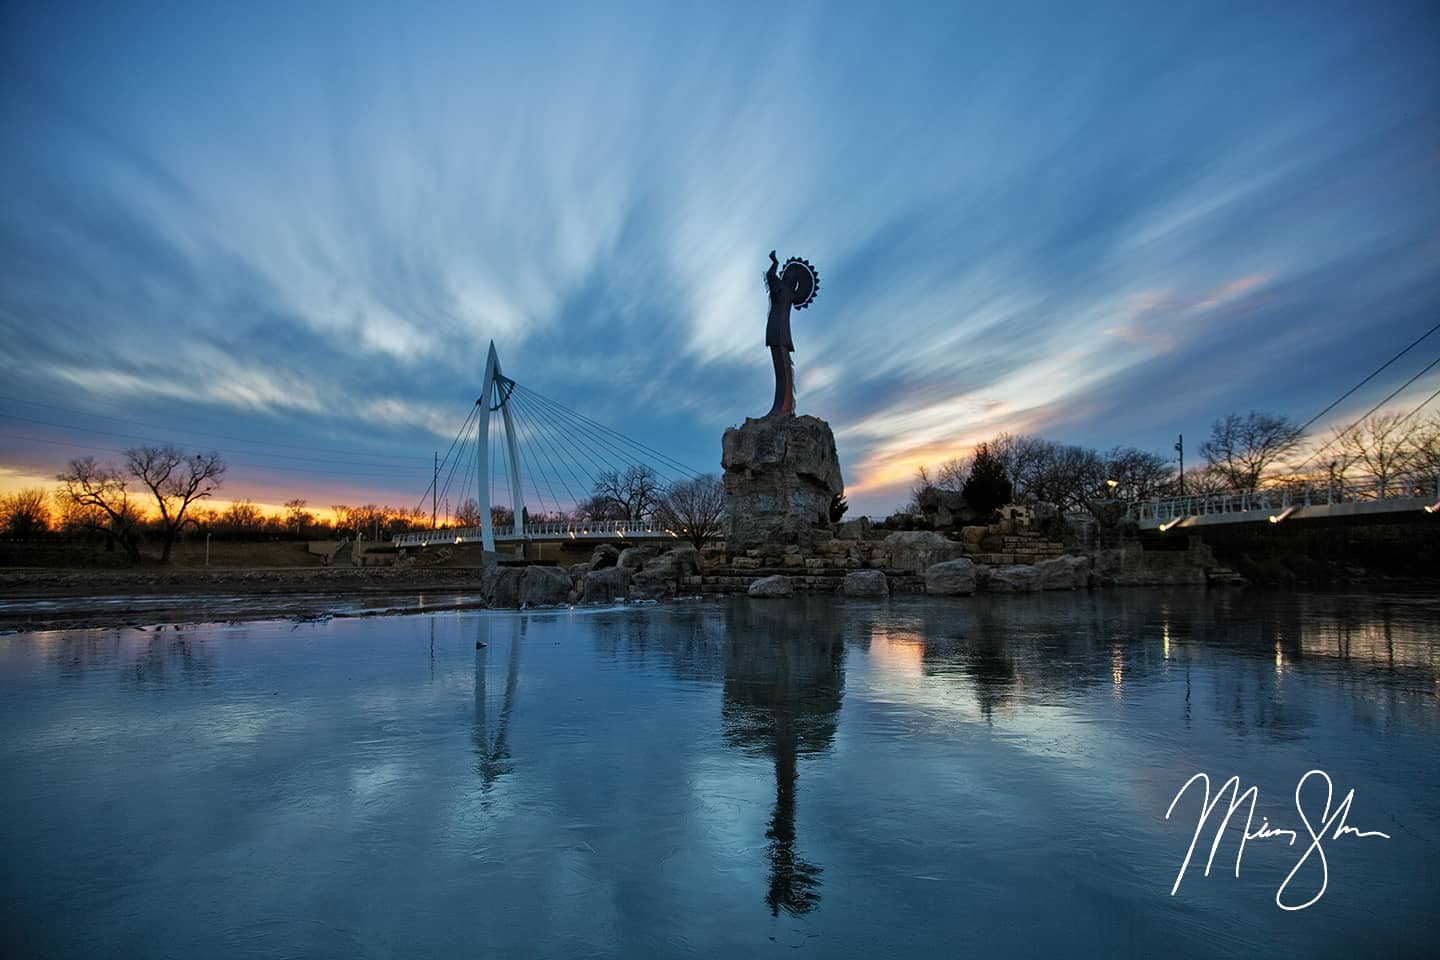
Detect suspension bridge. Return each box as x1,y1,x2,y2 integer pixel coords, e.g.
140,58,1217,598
393,342,703,552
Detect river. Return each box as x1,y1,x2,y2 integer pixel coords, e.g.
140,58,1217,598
2,588,1437,958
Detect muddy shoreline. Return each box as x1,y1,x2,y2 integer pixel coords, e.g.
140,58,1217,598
0,566,491,632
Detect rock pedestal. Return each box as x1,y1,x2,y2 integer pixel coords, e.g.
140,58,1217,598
721,415,843,554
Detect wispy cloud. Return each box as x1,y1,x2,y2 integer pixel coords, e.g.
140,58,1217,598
1,1,1436,512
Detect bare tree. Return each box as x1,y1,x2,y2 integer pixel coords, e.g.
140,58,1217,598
1,487,50,539
655,474,726,549
56,457,145,561
905,465,934,515
452,498,481,527
575,494,625,521
1163,466,1229,497
283,498,314,537
222,499,265,536
1010,441,1107,513
935,457,968,491
1100,446,1174,501
590,465,663,521
126,445,226,562
1333,411,1419,498
1408,414,1440,493
1199,412,1305,492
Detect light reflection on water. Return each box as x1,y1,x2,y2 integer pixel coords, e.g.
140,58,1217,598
1,589,1437,958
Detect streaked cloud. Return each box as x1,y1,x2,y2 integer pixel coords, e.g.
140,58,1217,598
1,0,1436,513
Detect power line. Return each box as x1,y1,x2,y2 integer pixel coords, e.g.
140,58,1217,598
0,413,422,469
0,430,421,481
0,393,443,464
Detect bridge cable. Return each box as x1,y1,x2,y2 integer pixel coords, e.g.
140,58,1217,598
510,383,702,478
1297,319,1440,435
1291,351,1440,472
505,392,584,517
501,399,557,520
516,383,701,480
512,385,653,490
506,390,593,512
514,384,693,489
412,401,479,518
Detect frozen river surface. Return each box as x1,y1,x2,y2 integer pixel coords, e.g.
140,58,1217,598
2,589,1437,958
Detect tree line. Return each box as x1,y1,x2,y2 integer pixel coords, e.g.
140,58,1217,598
2,447,731,558
905,409,1440,519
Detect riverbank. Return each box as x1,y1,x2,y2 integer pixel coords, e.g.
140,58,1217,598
0,566,488,632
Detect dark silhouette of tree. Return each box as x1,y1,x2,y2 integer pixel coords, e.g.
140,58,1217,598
283,498,314,537
55,457,145,561
655,474,726,549
588,465,663,521
1,487,50,539
127,445,226,562
962,442,1013,516
1101,446,1174,501
1200,411,1304,492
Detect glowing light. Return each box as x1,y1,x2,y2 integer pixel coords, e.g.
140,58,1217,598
1159,517,1184,532
1424,503,1439,513
1163,623,1170,660
1268,507,1295,523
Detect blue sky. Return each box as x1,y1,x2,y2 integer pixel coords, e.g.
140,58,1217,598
1,0,1437,515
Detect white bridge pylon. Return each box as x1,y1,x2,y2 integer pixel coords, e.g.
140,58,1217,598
479,340,525,552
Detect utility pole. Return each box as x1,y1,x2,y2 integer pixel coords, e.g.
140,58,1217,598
432,452,438,529
1175,434,1185,495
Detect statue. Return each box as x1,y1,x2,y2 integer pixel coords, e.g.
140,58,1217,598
764,250,819,418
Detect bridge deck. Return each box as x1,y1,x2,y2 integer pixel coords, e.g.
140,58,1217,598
1130,476,1439,530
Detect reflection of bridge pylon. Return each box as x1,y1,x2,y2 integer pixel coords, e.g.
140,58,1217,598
473,616,523,793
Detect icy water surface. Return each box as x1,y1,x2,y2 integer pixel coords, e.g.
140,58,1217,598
2,590,1438,958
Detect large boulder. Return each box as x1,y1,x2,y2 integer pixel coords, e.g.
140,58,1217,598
1036,554,1091,591
834,517,874,541
917,487,975,529
589,544,621,570
843,569,889,597
520,565,572,605
630,547,702,601
747,574,793,598
580,566,629,603
617,546,658,572
988,564,1041,593
481,564,525,607
925,558,978,596
722,415,843,554
883,531,966,575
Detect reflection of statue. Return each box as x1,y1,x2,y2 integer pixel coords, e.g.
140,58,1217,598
722,596,844,916
764,250,819,419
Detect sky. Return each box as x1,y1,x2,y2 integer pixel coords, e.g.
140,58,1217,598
1,0,1437,517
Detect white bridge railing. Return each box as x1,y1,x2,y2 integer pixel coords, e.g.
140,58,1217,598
392,519,679,548
1128,475,1440,526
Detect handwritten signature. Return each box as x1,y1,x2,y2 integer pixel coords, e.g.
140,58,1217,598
1165,769,1391,910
